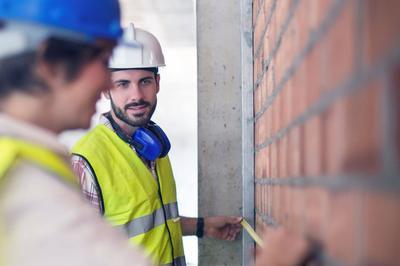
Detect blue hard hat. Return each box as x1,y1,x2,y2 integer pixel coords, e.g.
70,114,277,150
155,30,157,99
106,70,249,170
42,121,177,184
0,0,123,42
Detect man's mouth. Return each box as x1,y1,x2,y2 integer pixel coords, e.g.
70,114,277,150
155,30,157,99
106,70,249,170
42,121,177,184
125,103,149,113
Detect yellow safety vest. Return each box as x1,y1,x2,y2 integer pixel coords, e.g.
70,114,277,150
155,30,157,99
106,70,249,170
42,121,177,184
72,125,185,266
0,137,77,186
0,137,78,266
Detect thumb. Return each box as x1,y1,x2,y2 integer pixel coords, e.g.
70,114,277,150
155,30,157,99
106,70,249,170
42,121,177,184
226,216,242,224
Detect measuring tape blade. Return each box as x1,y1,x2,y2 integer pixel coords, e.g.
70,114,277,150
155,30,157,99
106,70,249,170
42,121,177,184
241,218,264,247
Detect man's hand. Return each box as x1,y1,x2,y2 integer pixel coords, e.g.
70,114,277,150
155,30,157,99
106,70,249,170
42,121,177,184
255,228,309,266
204,216,242,241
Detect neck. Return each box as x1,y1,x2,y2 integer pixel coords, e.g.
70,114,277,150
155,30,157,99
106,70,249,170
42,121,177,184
109,111,138,137
0,92,62,133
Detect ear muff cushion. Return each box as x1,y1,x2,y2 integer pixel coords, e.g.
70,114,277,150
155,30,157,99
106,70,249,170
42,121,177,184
147,122,171,157
131,127,162,161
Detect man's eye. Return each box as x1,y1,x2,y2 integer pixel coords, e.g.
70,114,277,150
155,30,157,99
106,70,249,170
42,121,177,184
141,79,152,85
118,82,130,88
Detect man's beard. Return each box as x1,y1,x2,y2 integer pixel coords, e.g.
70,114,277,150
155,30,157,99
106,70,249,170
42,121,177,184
110,97,157,127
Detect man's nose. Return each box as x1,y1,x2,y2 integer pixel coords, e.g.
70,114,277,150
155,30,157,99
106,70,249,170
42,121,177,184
129,84,144,100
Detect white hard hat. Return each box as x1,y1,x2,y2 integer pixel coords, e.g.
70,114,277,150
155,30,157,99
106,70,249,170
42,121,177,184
109,23,165,69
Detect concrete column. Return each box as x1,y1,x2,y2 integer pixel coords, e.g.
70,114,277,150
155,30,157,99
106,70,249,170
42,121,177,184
197,0,243,265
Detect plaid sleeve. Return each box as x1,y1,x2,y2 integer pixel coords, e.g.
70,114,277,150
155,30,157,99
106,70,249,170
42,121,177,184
71,154,104,214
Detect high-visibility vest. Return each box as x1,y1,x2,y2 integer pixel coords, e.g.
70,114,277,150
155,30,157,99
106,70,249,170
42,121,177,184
0,137,77,186
0,137,78,266
72,125,185,266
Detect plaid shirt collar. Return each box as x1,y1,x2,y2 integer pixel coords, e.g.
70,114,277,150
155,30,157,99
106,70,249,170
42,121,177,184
99,113,153,166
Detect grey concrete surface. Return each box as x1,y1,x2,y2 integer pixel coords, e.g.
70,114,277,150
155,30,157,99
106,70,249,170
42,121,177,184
197,0,243,265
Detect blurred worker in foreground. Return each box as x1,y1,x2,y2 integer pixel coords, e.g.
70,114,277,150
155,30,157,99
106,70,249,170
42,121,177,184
255,228,311,266
71,23,242,266
0,1,151,265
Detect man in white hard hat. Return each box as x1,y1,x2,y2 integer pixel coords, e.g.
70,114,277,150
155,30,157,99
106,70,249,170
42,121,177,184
71,24,242,266
0,2,151,266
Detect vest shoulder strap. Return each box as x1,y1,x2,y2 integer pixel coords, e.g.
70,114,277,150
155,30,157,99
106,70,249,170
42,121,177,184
0,138,77,186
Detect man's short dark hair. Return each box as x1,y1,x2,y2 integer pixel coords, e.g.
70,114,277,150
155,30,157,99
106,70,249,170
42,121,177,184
0,37,103,97
110,67,159,76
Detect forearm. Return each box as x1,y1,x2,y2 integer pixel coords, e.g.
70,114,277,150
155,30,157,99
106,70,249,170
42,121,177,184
180,216,198,236
181,215,242,241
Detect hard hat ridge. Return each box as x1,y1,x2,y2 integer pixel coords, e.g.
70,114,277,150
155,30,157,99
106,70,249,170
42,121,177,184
126,23,137,42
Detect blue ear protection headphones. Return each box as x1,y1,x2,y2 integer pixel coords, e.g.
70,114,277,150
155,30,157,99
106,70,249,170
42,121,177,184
130,121,171,161
106,113,171,161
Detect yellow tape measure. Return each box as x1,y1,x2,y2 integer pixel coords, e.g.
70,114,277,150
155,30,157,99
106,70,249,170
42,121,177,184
241,218,264,247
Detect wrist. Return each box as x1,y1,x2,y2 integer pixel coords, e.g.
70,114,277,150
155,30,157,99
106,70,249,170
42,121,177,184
196,217,204,238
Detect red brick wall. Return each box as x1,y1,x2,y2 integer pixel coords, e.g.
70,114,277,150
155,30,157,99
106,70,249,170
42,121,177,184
253,0,400,265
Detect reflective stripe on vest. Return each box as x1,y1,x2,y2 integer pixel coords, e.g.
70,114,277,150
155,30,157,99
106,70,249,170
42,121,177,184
117,201,179,238
72,125,185,265
0,137,77,186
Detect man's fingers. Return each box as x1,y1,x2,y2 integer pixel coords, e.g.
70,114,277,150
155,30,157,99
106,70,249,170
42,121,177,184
226,216,242,224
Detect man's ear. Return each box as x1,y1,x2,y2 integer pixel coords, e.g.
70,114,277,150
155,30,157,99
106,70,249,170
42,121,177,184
156,74,160,93
103,90,111,99
35,58,65,91
35,41,77,92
